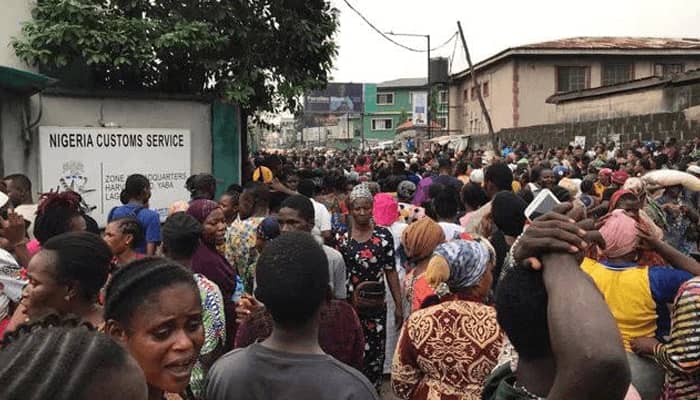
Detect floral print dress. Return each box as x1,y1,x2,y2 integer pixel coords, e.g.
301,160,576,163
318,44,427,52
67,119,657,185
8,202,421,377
335,226,395,391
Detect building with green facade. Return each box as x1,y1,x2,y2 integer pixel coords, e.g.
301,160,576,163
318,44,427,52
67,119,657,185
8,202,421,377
362,78,448,145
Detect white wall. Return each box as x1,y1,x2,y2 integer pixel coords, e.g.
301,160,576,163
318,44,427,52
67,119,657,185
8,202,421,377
1,0,33,70
2,94,212,192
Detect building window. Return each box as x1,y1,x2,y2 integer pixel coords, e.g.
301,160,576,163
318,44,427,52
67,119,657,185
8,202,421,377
655,63,684,78
470,85,479,100
371,118,393,131
439,90,448,104
482,82,489,97
602,63,633,86
436,116,448,129
557,66,588,92
463,89,469,102
376,92,394,105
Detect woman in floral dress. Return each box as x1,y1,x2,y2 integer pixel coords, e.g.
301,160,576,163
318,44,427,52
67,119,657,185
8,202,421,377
335,183,404,391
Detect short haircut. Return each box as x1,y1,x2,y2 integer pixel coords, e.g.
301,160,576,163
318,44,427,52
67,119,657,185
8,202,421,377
297,179,316,198
104,257,198,328
110,217,145,250
3,173,31,192
280,195,315,223
254,232,329,326
121,174,150,205
243,181,270,207
42,232,112,302
432,184,460,220
495,268,551,361
461,183,488,210
0,315,134,400
162,213,202,259
485,163,514,191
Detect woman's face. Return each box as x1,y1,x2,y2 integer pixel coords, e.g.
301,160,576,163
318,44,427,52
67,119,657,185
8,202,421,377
22,250,69,318
615,195,641,218
202,208,227,246
285,175,300,191
238,191,255,220
119,283,204,396
104,221,131,256
350,198,373,226
219,194,239,222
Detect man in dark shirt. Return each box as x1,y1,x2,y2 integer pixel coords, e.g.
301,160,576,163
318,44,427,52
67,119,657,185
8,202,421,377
431,158,463,191
206,232,378,400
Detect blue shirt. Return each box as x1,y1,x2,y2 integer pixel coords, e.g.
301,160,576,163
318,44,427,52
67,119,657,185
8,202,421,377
109,204,162,254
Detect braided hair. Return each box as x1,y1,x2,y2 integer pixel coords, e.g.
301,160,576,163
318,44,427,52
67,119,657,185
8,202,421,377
34,191,83,245
104,257,199,328
42,231,112,303
110,217,145,250
0,314,141,400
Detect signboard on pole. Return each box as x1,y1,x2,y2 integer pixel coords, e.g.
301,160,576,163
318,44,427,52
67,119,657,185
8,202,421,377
304,83,364,114
412,91,428,126
39,126,191,227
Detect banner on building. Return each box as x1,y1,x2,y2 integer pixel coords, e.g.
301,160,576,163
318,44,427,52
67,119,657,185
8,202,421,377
39,127,191,227
574,136,586,148
412,91,428,126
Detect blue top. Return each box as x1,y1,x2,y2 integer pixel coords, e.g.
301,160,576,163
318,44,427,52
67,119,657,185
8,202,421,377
109,204,162,254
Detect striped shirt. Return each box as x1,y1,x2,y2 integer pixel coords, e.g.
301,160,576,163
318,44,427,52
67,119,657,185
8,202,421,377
653,277,700,400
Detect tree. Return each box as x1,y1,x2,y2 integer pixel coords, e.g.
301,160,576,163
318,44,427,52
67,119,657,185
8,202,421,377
398,109,409,125
12,0,339,116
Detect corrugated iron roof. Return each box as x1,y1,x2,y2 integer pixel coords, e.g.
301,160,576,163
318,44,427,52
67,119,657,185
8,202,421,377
377,77,427,88
519,37,700,50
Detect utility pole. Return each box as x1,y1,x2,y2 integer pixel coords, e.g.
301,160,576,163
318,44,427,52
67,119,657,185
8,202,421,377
360,112,366,152
457,21,496,151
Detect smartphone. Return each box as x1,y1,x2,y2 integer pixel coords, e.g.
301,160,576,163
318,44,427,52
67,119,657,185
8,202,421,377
525,188,561,221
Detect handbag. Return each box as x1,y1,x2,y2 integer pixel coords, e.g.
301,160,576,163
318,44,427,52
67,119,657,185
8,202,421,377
352,281,386,316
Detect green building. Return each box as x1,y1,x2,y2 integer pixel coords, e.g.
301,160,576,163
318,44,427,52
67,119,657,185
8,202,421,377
362,78,448,145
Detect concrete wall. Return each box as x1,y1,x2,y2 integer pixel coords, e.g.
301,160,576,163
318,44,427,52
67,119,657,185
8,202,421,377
1,0,33,69
497,111,700,150
2,93,212,192
553,88,670,123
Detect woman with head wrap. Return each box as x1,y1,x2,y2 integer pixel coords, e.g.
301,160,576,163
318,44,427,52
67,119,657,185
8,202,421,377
401,218,445,312
334,183,404,391
581,206,700,400
185,200,240,347
391,239,506,400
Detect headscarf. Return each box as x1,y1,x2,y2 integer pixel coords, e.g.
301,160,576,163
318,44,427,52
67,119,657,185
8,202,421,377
252,166,273,184
397,181,417,201
608,189,635,212
373,193,399,226
401,218,445,262
426,240,490,295
623,177,645,198
599,168,613,177
256,216,280,241
612,170,630,186
349,183,373,204
470,169,484,185
187,199,220,224
598,209,639,259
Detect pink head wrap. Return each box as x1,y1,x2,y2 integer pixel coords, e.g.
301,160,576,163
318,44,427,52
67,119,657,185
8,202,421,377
599,209,639,259
373,193,399,226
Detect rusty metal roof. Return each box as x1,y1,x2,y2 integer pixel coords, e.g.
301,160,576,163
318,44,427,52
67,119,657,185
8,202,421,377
519,37,700,50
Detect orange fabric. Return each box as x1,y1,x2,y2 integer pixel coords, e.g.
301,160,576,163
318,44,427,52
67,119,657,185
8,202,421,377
412,275,434,312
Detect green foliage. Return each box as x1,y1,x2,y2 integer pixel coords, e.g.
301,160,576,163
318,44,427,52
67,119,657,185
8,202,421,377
12,0,339,114
398,109,409,125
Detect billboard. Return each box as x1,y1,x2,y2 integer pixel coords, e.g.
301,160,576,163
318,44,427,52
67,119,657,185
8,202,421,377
412,91,428,126
39,126,191,227
304,83,364,114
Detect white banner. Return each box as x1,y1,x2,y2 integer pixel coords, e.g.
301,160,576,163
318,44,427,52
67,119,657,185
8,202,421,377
39,127,191,227
412,91,428,127
574,136,586,148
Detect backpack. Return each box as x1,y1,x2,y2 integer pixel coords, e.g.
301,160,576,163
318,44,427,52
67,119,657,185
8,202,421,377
107,205,146,224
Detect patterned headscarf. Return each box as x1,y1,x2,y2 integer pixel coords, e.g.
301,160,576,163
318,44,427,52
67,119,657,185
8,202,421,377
427,240,490,294
349,183,373,203
397,181,416,200
256,216,280,241
186,199,220,223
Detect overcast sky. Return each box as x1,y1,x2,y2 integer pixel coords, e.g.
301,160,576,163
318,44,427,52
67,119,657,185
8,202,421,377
330,0,700,84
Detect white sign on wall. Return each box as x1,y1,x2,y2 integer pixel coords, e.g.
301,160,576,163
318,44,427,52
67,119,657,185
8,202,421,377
39,127,191,227
412,91,428,126
574,136,586,148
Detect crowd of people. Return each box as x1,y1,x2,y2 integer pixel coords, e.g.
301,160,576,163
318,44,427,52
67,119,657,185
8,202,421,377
1,135,700,400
